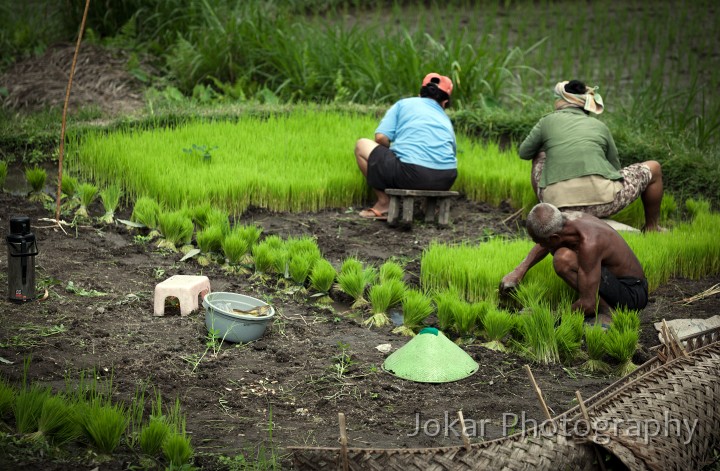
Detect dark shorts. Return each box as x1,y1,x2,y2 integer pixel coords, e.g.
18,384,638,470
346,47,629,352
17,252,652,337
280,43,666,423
366,145,457,191
599,266,649,310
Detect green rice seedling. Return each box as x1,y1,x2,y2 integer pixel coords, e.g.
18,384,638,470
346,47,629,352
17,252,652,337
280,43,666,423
140,416,171,456
0,378,15,418
76,183,98,219
60,175,78,198
270,246,290,277
14,384,52,434
610,308,641,333
32,395,81,446
469,301,491,332
124,382,148,450
0,160,7,190
364,282,394,327
337,270,367,308
516,304,560,364
189,203,213,229
555,308,585,363
25,166,47,202
262,235,284,250
309,258,336,301
340,256,363,276
163,432,193,467
131,196,161,231
481,307,514,352
252,243,273,276
221,231,252,265
393,289,434,336
289,252,314,287
78,400,128,454
205,209,230,234
453,300,480,337
384,278,406,308
510,280,548,311
234,224,264,249
196,224,225,255
379,260,404,283
157,210,194,251
286,235,321,259
606,327,639,376
99,184,122,224
582,324,611,374
434,288,462,332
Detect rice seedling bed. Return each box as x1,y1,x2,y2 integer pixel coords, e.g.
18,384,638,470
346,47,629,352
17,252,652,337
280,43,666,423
0,188,718,470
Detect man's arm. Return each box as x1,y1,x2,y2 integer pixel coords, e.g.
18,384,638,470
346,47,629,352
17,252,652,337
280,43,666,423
374,133,390,148
499,243,550,293
570,243,604,315
517,120,543,161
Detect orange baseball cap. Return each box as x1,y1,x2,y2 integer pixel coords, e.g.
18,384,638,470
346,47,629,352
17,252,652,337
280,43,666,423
422,73,453,96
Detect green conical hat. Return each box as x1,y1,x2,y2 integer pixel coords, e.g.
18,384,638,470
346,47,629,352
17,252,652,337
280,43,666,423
382,328,479,383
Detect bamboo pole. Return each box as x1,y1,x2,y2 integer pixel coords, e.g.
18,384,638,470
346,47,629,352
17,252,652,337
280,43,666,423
523,364,553,421
575,390,607,471
55,0,91,224
338,412,349,471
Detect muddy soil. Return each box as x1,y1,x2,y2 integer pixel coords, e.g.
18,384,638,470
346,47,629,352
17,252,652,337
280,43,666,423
0,187,718,470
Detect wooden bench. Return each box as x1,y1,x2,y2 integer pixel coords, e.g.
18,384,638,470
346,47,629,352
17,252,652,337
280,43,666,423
385,189,460,227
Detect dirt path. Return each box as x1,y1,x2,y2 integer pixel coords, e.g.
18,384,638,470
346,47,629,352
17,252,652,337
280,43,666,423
0,189,718,469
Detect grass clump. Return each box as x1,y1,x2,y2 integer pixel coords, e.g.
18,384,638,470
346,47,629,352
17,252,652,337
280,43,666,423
309,258,337,299
14,384,52,434
196,224,225,255
379,260,404,283
60,175,78,198
364,282,394,328
252,243,273,276
0,379,15,418
163,432,193,468
32,395,81,446
434,289,461,332
606,313,640,377
481,307,514,352
516,304,561,364
0,160,7,190
555,308,585,363
75,183,98,219
131,196,161,232
99,184,122,224
582,324,611,374
288,252,314,287
393,289,433,336
221,231,252,266
78,400,128,454
157,211,194,251
139,417,171,456
25,166,47,202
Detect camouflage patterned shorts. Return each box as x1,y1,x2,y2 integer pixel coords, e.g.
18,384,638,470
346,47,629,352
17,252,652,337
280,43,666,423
531,153,652,219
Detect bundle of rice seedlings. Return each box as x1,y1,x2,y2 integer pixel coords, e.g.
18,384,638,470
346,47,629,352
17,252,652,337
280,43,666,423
364,282,394,327
196,224,224,255
384,278,406,308
510,280,548,311
340,256,363,276
610,308,641,333
163,432,193,467
252,243,273,276
606,327,639,376
221,231,252,265
78,400,128,454
0,379,15,417
481,307,514,351
60,176,78,198
234,224,264,249
14,384,52,433
0,160,7,190
582,324,611,374
469,301,491,331
516,304,560,364
270,246,290,277
309,258,336,302
555,309,585,363
393,289,433,336
379,260,404,283
289,252,314,287
76,183,99,219
205,209,230,234
453,300,480,337
99,185,122,224
25,166,47,202
157,211,194,251
31,395,81,445
337,269,367,308
263,235,284,250
434,289,461,332
189,203,213,229
131,196,161,233
140,416,171,456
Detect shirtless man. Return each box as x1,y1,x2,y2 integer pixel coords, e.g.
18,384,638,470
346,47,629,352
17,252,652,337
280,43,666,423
499,203,648,325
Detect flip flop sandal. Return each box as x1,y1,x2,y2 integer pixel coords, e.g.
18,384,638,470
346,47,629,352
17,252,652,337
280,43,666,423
358,208,388,220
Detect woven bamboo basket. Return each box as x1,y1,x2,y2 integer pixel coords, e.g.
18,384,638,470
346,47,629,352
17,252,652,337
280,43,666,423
290,326,720,471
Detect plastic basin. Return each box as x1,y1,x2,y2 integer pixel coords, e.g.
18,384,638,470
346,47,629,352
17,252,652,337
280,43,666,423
202,292,275,343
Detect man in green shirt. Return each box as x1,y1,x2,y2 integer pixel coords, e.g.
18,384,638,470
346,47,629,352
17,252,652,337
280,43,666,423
519,80,664,232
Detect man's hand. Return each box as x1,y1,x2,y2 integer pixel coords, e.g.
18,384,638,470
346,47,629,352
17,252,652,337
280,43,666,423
498,273,521,305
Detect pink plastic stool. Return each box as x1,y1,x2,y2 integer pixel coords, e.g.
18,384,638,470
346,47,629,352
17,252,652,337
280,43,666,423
153,275,211,316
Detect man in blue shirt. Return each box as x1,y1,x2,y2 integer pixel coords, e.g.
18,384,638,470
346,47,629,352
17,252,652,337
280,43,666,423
354,73,458,219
